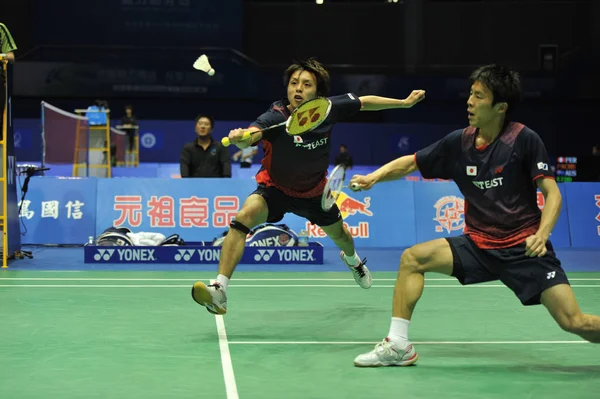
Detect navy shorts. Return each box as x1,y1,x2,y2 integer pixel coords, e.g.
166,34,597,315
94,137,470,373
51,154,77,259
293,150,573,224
251,184,342,227
446,235,570,306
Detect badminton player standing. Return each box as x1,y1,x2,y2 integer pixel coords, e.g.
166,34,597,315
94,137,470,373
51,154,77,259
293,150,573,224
351,64,600,367
192,58,425,315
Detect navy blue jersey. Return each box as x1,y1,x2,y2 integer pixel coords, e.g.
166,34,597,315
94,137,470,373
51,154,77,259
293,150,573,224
415,122,554,248
250,93,362,197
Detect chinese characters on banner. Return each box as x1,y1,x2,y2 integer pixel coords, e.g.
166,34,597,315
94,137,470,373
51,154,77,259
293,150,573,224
19,200,85,220
112,195,239,228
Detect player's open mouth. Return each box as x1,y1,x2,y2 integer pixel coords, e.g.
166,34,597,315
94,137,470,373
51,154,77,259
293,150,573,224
294,96,303,102
468,112,475,118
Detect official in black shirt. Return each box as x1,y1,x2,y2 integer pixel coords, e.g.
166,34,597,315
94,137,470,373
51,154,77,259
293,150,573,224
120,104,139,151
180,115,231,178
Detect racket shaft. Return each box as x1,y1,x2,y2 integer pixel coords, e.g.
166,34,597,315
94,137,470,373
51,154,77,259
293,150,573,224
221,121,286,147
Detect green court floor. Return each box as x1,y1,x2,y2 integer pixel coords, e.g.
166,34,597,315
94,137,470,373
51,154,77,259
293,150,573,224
1,271,599,399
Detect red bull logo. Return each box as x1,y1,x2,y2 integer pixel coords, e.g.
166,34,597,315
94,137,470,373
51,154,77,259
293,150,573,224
335,192,373,218
434,196,465,233
306,221,370,238
306,192,373,238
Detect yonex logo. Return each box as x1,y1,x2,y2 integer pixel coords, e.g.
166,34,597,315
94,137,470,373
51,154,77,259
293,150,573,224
254,249,275,261
174,249,196,261
94,249,115,261
547,271,556,279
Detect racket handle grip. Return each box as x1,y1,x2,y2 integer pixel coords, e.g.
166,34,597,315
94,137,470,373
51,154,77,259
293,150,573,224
221,131,253,148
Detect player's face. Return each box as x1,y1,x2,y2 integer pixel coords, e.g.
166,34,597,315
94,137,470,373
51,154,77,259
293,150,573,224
467,80,506,128
287,70,318,109
195,117,213,138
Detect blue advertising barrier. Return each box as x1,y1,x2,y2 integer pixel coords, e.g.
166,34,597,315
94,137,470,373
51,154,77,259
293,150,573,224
564,183,600,248
93,178,413,248
95,178,257,243
15,176,599,249
413,182,571,247
84,242,324,265
18,177,97,245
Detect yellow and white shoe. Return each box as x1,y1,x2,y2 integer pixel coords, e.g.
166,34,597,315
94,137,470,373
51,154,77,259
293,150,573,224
191,281,227,315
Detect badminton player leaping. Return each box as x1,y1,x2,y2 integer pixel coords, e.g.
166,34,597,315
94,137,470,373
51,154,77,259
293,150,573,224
350,64,600,367
192,58,425,315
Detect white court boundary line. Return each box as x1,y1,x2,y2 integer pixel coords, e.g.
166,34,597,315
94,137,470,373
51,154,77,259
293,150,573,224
210,280,239,399
228,340,588,345
1,284,600,288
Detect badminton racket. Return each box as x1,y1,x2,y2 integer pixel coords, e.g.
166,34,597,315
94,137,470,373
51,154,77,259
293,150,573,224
321,165,361,211
222,97,332,147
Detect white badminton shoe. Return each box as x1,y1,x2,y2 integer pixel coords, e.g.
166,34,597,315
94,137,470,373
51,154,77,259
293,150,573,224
340,251,372,289
354,338,419,367
191,281,227,315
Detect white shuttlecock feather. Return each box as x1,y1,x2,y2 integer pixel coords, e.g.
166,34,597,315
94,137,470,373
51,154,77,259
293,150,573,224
193,54,215,76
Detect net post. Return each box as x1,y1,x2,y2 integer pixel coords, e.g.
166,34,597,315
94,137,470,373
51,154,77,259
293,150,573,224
41,101,45,168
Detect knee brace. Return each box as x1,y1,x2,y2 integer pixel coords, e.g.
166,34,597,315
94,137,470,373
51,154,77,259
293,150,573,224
230,220,251,235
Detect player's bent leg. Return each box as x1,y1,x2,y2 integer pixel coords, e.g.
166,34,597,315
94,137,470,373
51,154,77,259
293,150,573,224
321,219,354,255
191,194,268,315
393,238,454,319
217,194,269,278
321,220,372,289
541,284,600,343
354,238,454,367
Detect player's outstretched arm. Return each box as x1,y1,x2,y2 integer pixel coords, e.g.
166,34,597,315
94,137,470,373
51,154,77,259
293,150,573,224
358,90,425,111
226,127,262,149
349,154,417,191
525,177,562,257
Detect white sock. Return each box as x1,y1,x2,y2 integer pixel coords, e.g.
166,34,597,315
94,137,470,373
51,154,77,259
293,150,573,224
343,251,361,266
387,317,410,347
216,274,229,291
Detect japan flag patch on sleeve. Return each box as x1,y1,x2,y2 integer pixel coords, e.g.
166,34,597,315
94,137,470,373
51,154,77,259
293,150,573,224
466,166,477,176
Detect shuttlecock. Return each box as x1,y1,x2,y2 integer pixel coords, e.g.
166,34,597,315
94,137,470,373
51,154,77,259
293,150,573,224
193,54,215,76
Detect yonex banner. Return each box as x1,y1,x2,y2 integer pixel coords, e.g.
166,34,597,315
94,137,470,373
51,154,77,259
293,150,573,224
84,244,324,265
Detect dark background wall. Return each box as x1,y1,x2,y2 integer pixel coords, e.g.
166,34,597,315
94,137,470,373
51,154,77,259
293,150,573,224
2,0,599,158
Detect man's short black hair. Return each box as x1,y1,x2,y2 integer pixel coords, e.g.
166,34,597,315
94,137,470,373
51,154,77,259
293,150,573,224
195,114,214,128
470,64,523,114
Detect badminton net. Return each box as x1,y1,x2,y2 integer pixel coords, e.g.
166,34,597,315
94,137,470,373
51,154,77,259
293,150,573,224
41,101,89,177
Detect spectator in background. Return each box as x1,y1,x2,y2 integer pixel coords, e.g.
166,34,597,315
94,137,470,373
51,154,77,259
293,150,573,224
334,144,353,169
232,146,258,168
120,104,139,153
180,114,231,178
0,22,17,141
